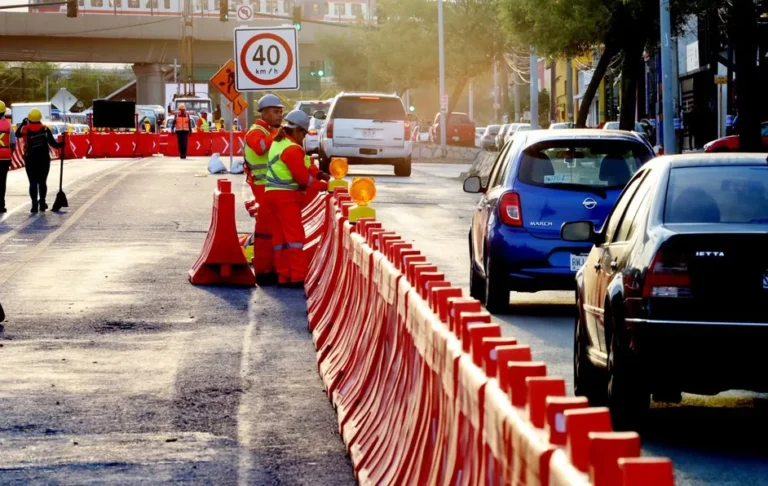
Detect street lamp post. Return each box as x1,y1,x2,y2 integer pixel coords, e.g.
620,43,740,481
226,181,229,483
437,0,447,155
660,0,675,153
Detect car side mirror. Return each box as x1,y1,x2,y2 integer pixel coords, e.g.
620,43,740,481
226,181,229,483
463,175,485,194
313,110,326,120
561,221,600,243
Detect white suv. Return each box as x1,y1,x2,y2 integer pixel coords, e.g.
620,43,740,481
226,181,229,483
316,92,413,177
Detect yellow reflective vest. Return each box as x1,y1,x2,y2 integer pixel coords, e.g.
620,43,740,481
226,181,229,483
244,124,271,186
265,137,311,192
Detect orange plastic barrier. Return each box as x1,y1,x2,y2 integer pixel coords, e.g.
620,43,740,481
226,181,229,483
64,133,90,159
136,133,161,157
189,179,255,286
304,191,677,486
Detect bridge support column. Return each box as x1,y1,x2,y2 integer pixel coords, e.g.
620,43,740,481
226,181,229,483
132,63,166,106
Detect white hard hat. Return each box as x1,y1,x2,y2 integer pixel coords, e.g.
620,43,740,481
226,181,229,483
257,94,283,112
283,110,310,132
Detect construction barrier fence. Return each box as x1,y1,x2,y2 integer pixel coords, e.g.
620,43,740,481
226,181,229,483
305,188,676,486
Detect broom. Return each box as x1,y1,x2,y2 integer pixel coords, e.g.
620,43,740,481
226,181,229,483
52,133,68,212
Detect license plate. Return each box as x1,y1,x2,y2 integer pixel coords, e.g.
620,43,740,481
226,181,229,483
570,254,588,272
362,129,377,138
452,136,460,141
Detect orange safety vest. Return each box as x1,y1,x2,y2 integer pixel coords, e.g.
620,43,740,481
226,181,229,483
175,113,190,131
0,118,11,160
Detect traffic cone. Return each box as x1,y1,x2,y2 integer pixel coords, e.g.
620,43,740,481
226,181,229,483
189,179,256,286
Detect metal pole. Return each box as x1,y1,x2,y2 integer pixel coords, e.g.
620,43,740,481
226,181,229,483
468,79,474,121
493,60,499,123
230,109,235,168
96,79,99,99
437,0,446,154
46,76,49,102
717,85,723,138
530,50,539,129
173,59,178,87
514,82,520,122
660,0,675,154
565,59,574,122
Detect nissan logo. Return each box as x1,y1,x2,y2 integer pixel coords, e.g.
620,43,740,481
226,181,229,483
582,198,597,210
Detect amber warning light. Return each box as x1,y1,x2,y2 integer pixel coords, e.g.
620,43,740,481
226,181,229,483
328,157,349,192
348,177,377,223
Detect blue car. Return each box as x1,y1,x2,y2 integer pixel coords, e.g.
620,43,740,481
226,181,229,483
463,129,654,313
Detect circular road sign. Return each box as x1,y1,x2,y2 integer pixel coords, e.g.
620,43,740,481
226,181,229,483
236,5,252,21
239,32,294,86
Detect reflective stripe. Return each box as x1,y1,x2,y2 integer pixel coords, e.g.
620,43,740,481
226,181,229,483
244,123,272,186
265,138,302,191
252,174,267,181
273,242,304,251
307,175,314,187
258,138,267,153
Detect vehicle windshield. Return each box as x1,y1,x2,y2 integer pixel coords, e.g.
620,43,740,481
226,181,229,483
176,100,211,113
664,166,768,224
299,102,330,116
485,125,500,136
476,128,486,135
449,113,471,124
331,96,405,120
518,140,650,191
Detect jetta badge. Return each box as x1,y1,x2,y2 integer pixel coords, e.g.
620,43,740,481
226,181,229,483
763,272,768,290
582,198,597,210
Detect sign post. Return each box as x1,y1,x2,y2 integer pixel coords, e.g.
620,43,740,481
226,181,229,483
212,59,241,166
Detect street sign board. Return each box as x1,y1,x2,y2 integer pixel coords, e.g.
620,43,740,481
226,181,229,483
714,75,727,85
211,59,239,103
236,4,253,21
228,96,248,117
51,87,78,112
440,94,448,113
234,26,300,92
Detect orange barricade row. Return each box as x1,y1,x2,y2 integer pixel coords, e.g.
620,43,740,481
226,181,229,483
53,132,246,159
305,189,677,486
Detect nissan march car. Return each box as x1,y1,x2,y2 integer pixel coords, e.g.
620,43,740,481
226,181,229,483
463,129,653,313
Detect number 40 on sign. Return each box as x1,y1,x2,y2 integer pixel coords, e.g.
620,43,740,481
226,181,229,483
234,27,300,92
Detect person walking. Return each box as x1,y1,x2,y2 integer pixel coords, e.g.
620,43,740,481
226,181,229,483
262,110,329,287
15,109,64,213
244,94,284,284
0,100,15,213
172,104,191,159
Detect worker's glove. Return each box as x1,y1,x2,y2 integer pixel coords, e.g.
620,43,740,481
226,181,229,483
317,171,331,182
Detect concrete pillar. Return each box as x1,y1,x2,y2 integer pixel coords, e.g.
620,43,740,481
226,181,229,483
132,63,166,106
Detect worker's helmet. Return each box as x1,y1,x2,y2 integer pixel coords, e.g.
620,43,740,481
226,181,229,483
257,94,283,112
0,100,5,115
283,110,310,132
200,110,207,116
178,104,186,111
28,108,42,122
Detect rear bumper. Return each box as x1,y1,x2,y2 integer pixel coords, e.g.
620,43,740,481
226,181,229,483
626,317,768,394
321,139,412,161
489,227,593,292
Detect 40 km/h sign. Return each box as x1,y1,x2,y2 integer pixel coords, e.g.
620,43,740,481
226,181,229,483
234,27,299,92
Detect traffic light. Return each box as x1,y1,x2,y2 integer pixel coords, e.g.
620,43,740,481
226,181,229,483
317,69,324,77
219,0,228,21
292,6,302,30
67,0,78,17
409,105,415,112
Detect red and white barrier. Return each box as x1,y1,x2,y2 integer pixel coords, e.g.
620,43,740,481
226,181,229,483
305,189,677,486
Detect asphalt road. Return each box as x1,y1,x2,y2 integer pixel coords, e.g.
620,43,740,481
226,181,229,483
0,157,355,485
357,162,768,486
1,158,767,485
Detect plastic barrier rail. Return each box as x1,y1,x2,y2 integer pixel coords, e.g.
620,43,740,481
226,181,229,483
58,132,245,159
305,188,676,486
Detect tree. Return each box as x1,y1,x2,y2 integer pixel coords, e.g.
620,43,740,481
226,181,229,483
0,62,59,104
60,66,134,109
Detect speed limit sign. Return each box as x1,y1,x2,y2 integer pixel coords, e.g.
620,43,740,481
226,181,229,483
234,27,300,91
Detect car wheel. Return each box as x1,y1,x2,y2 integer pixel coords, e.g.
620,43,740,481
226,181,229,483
574,293,607,405
606,307,650,431
484,253,509,314
319,148,330,173
394,156,412,177
469,237,484,300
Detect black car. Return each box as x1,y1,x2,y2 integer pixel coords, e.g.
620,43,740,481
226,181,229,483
561,154,768,428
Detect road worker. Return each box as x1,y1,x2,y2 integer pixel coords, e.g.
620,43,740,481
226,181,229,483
15,108,64,213
244,94,283,284
0,100,16,213
263,110,330,287
196,110,210,132
171,104,191,159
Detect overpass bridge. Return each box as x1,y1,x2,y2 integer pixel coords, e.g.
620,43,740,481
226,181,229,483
0,11,348,105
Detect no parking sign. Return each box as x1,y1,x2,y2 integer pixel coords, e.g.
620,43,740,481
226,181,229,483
234,27,300,92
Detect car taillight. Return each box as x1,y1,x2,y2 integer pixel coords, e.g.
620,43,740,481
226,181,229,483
308,129,318,135
405,121,411,141
642,251,691,298
327,120,334,138
499,192,522,226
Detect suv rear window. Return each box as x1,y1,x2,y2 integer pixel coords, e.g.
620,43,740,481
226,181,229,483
665,166,768,224
518,140,650,190
299,102,330,116
331,96,405,121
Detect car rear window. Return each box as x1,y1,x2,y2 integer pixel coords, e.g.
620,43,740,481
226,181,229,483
486,126,500,135
665,166,768,224
331,96,405,121
299,102,330,116
518,140,650,190
449,113,471,124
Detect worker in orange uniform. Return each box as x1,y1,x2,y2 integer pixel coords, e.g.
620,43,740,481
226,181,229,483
196,110,210,132
243,94,284,284
263,110,330,287
172,104,191,159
